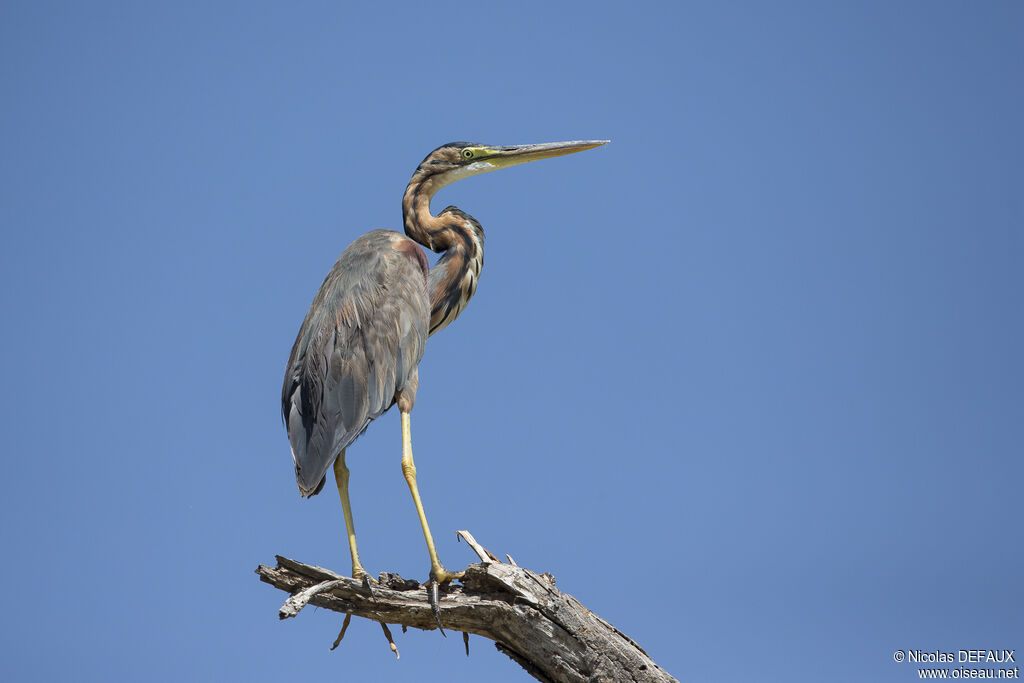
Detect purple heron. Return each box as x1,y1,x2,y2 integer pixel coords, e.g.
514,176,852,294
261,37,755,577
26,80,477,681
282,140,608,622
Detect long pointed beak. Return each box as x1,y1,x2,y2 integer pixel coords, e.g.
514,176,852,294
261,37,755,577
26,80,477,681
431,139,609,192
485,140,609,168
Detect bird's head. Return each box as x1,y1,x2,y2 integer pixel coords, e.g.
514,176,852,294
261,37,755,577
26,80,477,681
412,140,609,191
403,139,608,252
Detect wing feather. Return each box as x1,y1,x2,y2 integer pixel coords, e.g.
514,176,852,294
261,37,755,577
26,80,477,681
282,230,429,496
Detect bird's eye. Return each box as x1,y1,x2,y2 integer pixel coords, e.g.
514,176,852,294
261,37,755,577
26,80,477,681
462,149,474,160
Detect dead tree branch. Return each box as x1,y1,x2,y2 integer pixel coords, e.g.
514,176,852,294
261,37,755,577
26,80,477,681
256,533,678,683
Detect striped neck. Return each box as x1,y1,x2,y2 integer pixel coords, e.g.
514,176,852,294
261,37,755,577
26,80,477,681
403,174,485,335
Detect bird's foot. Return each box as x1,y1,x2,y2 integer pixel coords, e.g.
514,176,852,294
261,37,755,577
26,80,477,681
430,566,464,584
426,565,464,636
352,567,379,604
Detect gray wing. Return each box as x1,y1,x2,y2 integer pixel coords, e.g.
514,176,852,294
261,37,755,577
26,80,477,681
282,229,429,496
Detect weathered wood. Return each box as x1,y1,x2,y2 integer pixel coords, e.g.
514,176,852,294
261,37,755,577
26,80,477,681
256,546,678,683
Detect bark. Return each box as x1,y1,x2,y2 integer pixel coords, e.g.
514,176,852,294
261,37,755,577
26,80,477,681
256,535,678,683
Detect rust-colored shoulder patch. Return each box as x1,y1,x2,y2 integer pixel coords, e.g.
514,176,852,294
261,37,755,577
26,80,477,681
335,298,357,327
393,236,430,281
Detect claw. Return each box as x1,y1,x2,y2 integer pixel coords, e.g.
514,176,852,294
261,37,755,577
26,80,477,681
426,567,463,636
360,573,379,605
427,579,446,636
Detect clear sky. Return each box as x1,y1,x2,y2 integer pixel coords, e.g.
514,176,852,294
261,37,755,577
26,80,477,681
1,2,1021,682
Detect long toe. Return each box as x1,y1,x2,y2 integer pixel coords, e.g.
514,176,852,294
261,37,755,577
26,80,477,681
427,580,446,636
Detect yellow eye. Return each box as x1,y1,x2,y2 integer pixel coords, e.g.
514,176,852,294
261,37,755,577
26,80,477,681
462,149,474,160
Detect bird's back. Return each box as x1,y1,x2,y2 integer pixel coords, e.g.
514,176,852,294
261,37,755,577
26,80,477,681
282,229,430,496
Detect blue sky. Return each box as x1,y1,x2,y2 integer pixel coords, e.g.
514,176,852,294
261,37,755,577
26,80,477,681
1,2,1021,681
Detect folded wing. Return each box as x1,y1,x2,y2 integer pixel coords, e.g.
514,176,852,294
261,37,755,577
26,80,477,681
282,230,429,496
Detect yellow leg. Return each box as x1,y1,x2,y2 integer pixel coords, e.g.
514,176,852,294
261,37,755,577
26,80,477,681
333,450,371,581
400,411,463,583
